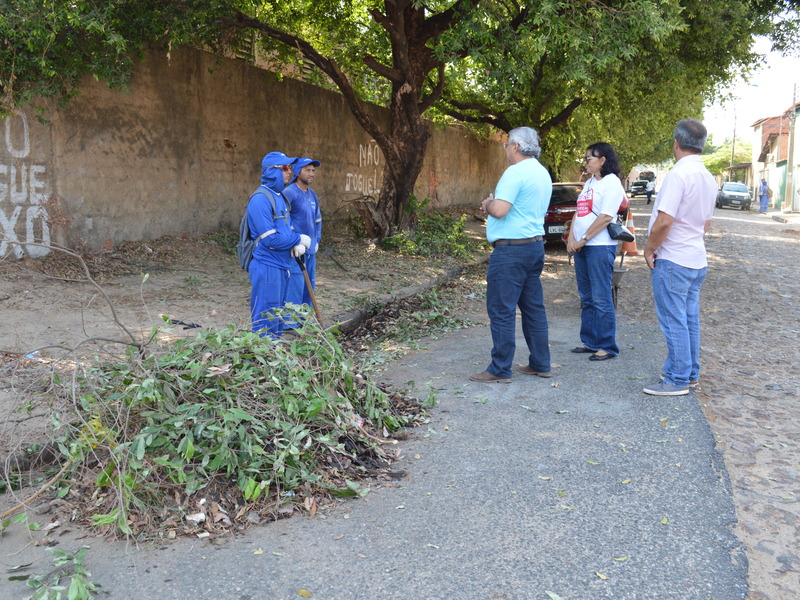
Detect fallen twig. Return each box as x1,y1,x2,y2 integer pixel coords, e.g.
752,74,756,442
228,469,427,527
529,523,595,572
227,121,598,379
0,461,71,521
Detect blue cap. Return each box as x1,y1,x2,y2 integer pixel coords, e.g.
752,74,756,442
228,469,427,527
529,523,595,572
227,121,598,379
292,157,321,179
261,152,298,168
295,157,320,170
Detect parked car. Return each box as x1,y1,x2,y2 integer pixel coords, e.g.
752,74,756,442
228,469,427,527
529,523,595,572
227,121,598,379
544,182,582,241
628,171,655,197
716,182,752,211
628,179,648,197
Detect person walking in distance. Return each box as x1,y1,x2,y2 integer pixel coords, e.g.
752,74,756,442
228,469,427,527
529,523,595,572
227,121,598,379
469,127,553,384
758,178,769,213
646,179,655,204
284,157,322,327
246,152,311,338
643,119,717,396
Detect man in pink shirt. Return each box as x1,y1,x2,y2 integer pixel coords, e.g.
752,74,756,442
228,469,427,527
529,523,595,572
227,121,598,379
643,119,717,396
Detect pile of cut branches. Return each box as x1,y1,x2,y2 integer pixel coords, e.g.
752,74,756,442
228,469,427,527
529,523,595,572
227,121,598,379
29,317,422,538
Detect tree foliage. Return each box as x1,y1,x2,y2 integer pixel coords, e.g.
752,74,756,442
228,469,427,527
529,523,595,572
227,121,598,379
702,138,753,176
0,1,180,117
437,0,798,178
2,0,798,228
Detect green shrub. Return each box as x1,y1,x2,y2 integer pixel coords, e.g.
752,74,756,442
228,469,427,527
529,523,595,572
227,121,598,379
382,212,476,259
204,229,238,255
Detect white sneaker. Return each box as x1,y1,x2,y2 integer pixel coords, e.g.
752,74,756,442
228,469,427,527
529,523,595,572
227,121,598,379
644,381,690,396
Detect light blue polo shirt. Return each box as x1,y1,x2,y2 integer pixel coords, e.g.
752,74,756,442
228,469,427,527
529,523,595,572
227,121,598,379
486,157,552,243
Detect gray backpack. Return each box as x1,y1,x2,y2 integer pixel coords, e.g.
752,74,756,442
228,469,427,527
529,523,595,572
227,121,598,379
237,187,289,271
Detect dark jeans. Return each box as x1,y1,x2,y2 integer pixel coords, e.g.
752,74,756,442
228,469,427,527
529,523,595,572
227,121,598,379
485,242,551,378
573,244,619,355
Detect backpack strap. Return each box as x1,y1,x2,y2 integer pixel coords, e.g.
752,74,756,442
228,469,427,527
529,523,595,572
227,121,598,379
253,185,290,222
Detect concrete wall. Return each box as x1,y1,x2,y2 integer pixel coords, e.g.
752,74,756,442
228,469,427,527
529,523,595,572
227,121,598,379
0,47,505,257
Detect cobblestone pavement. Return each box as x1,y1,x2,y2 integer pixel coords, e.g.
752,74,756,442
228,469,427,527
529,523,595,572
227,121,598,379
611,202,800,600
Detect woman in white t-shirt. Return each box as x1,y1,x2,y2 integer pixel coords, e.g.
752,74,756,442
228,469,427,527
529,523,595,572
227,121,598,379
566,142,625,361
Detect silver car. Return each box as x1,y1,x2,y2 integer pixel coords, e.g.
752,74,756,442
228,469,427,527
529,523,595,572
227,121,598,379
716,182,752,211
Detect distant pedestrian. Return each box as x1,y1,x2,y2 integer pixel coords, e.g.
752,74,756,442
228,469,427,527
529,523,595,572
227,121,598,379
758,178,769,213
566,142,626,362
246,152,311,338
646,179,655,204
469,126,552,383
643,119,716,396
284,157,322,327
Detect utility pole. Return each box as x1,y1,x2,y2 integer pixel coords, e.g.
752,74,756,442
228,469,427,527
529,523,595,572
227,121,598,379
729,109,736,181
786,84,797,212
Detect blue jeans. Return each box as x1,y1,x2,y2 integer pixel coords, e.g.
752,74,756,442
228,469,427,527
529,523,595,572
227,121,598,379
485,242,550,378
651,259,707,386
573,244,619,355
250,260,291,338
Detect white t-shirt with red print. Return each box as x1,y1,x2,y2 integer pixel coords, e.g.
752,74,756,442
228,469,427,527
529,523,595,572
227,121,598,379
571,174,626,246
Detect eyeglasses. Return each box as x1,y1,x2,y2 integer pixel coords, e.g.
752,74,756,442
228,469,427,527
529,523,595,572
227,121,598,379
583,155,600,162
503,142,516,149
271,164,293,172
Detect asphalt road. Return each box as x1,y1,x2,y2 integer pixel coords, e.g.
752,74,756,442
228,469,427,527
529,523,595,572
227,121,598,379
1,314,746,600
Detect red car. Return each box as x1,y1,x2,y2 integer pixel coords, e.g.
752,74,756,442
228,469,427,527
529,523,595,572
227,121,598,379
544,182,582,242
544,182,630,243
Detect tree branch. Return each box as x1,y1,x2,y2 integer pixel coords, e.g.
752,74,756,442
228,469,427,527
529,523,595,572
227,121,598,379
419,63,446,112
420,0,482,42
539,96,584,135
363,54,401,82
438,99,513,132
221,10,392,150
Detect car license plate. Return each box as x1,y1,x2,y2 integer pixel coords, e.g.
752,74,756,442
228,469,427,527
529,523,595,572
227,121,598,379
548,225,566,234
730,200,740,205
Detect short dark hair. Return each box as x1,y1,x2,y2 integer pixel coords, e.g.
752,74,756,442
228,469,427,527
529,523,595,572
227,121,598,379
674,119,707,153
586,142,620,178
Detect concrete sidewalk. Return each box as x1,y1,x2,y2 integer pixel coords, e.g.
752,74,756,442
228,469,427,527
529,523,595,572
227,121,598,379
0,315,746,600
771,210,800,226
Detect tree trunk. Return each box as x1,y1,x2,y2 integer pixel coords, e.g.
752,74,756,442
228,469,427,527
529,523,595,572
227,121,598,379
360,82,431,239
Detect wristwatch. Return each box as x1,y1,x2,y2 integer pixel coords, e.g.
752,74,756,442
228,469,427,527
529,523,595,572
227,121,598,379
580,234,588,242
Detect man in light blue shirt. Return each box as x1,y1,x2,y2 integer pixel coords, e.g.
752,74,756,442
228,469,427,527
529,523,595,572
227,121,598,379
469,126,553,383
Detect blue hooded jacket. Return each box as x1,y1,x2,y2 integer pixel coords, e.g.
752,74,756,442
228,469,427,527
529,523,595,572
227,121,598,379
246,158,300,269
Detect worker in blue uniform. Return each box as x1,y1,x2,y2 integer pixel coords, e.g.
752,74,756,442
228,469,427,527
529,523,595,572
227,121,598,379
284,157,322,326
246,151,310,337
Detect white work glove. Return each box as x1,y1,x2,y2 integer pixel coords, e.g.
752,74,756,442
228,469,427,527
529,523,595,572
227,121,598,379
314,243,319,254
291,244,306,258
299,234,311,249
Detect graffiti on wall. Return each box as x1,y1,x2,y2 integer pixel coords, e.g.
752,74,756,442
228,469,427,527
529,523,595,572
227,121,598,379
0,111,50,258
345,140,382,195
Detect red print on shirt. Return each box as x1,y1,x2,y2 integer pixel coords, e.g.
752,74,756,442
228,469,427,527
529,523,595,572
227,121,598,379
576,187,594,217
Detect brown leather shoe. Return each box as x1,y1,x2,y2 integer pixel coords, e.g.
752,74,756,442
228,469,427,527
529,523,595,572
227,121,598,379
516,365,553,378
468,370,512,384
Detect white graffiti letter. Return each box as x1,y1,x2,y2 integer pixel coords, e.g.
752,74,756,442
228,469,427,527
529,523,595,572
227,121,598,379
0,164,7,202
358,144,367,168
29,164,47,205
4,111,30,159
10,165,27,205
0,205,23,259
